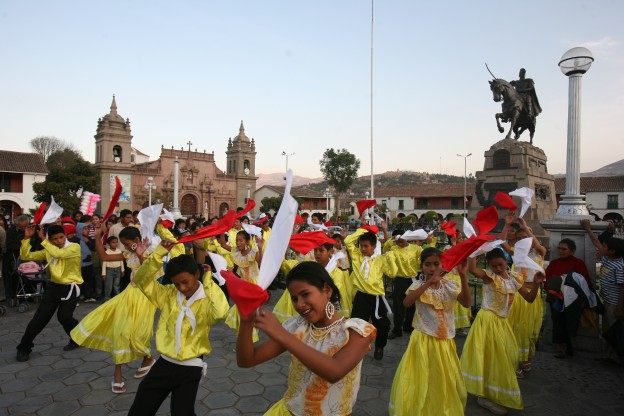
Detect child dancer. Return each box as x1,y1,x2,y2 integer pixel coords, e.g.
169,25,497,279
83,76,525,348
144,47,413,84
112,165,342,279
237,261,376,415
462,249,545,414
389,248,470,415
345,221,396,359
224,230,263,338
504,217,547,376
71,224,184,393
273,239,352,322
128,241,229,415
446,234,473,336
16,224,83,361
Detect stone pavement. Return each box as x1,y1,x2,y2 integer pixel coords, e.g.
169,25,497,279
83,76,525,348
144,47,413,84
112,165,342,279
1,290,623,416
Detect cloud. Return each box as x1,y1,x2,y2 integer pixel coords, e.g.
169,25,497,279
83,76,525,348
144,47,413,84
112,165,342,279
580,36,621,56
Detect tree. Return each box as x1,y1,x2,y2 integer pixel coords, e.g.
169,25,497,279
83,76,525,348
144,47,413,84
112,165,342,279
29,136,79,162
319,148,360,217
260,195,303,215
33,150,100,211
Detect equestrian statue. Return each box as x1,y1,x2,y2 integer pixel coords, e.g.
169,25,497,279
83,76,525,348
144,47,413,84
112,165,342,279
488,67,542,144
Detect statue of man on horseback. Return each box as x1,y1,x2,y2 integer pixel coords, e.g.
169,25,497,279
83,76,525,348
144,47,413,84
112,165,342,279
488,67,542,144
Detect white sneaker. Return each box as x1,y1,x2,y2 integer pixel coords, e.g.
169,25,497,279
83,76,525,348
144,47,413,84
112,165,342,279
477,397,508,415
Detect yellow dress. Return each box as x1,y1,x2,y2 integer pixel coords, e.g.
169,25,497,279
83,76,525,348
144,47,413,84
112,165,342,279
460,271,524,409
447,270,472,329
389,277,467,416
265,316,376,416
272,260,300,323
507,253,545,361
71,251,159,364
225,246,260,341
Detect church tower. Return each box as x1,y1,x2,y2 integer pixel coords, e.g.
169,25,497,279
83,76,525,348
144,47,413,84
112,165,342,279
226,121,257,209
94,96,134,211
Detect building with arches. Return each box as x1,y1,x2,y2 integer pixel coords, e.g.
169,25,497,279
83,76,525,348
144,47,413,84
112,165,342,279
0,150,48,221
94,97,257,218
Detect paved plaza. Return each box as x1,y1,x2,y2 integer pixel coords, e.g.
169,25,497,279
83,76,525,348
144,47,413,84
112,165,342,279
1,289,623,416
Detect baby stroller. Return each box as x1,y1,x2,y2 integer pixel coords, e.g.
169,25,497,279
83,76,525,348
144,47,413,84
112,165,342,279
15,255,49,313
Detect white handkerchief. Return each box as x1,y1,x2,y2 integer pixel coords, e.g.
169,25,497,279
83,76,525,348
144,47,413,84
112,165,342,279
463,217,476,238
40,196,64,225
401,229,428,241
511,237,544,273
207,252,228,286
242,223,263,238
469,239,504,258
138,204,163,245
509,187,534,218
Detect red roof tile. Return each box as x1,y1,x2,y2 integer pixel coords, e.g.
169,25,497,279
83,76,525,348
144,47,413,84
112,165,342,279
0,150,48,174
554,176,624,194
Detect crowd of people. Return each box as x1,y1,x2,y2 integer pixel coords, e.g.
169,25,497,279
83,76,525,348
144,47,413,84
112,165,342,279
0,203,622,415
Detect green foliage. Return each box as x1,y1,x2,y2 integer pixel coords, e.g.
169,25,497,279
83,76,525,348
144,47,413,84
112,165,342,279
319,148,360,194
33,150,100,211
424,211,438,221
260,195,302,214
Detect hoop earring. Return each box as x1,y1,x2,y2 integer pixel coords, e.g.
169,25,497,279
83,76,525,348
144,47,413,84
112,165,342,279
325,302,335,320
131,243,138,251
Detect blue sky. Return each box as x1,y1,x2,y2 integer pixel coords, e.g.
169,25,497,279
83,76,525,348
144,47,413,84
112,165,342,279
1,0,622,180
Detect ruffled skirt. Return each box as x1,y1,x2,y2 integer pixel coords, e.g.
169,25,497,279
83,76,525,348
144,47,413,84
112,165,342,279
460,309,523,409
507,290,544,361
389,329,466,416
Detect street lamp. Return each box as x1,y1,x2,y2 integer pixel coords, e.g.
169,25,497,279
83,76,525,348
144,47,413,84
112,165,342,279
324,187,332,220
246,184,251,204
281,151,295,181
457,153,472,217
364,191,371,224
144,176,156,206
555,47,594,219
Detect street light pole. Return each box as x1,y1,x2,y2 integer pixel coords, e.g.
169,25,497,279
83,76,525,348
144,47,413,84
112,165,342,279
281,151,295,181
457,153,472,217
144,176,156,206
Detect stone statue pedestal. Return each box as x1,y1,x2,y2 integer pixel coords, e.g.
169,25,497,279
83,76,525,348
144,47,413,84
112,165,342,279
469,139,557,240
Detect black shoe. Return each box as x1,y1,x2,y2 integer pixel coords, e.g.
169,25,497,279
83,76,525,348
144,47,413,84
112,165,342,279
16,350,30,362
388,331,402,339
374,347,384,360
63,341,80,351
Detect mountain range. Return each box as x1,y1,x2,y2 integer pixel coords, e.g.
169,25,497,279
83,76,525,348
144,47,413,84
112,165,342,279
258,159,624,187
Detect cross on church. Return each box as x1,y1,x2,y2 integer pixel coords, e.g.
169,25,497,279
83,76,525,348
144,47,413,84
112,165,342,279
187,140,193,152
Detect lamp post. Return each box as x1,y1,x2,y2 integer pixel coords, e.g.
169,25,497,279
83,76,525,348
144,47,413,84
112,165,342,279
324,187,332,220
457,153,472,217
555,47,594,220
171,156,182,218
246,184,251,203
144,176,156,206
364,191,371,224
281,151,295,181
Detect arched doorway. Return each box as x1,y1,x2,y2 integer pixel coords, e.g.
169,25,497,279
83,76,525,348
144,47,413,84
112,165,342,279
219,202,229,217
0,200,23,221
181,194,198,216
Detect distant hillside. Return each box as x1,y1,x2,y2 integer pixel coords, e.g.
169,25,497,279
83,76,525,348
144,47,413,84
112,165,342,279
582,159,624,177
256,172,324,187
554,159,624,178
257,170,474,193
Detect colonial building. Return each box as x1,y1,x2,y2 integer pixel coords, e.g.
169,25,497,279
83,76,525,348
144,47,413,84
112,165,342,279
555,176,624,221
0,150,48,220
94,97,257,217
374,184,474,219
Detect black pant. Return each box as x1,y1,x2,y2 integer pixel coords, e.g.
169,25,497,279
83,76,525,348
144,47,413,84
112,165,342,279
351,291,391,349
80,265,94,299
17,282,79,353
2,252,17,299
392,278,415,333
129,358,202,416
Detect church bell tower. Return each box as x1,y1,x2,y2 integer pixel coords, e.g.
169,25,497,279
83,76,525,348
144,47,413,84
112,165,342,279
94,96,134,211
226,121,257,209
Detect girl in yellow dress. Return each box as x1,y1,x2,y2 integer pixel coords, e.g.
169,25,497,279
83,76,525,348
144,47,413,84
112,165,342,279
504,217,547,377
462,248,545,414
224,230,263,339
389,248,471,416
71,224,184,394
273,242,352,323
237,261,376,416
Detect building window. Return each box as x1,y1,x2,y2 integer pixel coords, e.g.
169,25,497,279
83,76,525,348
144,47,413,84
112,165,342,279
451,197,459,209
381,199,387,207
398,200,404,210
417,198,428,209
113,145,122,162
607,194,619,209
131,154,135,163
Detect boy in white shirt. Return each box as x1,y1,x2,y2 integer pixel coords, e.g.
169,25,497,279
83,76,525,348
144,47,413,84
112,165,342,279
102,236,125,301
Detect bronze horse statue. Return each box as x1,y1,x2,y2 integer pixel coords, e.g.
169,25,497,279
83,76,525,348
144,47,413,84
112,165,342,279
489,78,536,144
